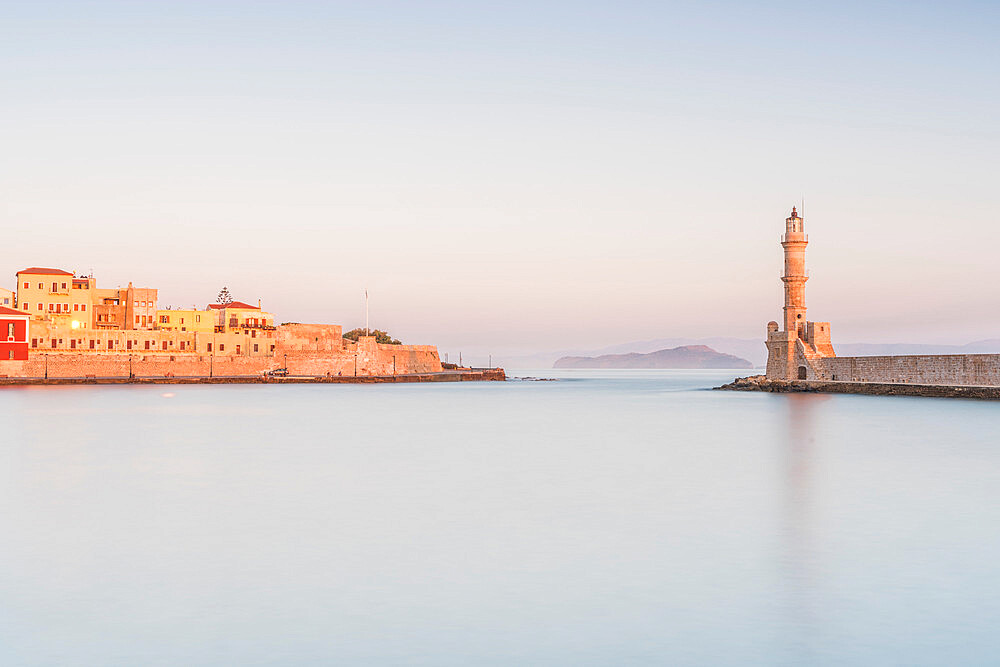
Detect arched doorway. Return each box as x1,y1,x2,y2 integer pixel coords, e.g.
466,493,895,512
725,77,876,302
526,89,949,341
797,366,807,380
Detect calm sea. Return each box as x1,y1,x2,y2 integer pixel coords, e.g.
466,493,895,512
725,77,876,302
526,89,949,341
2,370,999,666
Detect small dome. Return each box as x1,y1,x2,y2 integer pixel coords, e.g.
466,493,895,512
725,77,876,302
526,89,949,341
767,321,779,331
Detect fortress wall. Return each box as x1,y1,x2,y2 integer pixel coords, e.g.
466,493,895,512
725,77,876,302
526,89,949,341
0,343,442,379
818,354,1000,386
275,324,345,352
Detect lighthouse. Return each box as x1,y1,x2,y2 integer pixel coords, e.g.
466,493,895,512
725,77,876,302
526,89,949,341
781,206,808,337
765,207,835,380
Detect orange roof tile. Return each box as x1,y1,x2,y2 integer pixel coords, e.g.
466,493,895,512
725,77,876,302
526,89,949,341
17,267,74,276
208,301,260,310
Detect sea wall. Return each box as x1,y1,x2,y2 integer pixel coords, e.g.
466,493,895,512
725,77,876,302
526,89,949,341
818,354,1000,386
718,375,1000,400
0,336,443,379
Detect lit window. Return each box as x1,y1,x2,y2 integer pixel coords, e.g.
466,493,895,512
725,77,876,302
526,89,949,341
23,282,28,289
81,305,86,311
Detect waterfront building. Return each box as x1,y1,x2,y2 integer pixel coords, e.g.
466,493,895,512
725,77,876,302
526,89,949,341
0,306,29,360
209,301,275,334
0,288,13,309
156,308,215,333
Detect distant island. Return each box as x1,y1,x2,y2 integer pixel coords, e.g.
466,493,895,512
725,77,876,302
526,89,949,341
553,345,753,369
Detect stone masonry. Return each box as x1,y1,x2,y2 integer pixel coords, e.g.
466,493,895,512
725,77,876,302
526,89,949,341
764,207,1000,387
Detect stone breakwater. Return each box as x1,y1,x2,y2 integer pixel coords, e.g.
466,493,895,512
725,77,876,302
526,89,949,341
0,369,506,386
716,374,1000,400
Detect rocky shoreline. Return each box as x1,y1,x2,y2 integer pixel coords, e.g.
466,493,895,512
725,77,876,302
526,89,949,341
716,374,1000,400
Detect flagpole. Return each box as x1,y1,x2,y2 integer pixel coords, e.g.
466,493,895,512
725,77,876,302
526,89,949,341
365,289,369,337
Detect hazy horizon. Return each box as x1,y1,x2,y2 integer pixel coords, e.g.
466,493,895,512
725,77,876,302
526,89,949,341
3,1,998,359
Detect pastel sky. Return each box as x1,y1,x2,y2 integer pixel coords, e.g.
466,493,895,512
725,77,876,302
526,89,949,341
2,1,998,360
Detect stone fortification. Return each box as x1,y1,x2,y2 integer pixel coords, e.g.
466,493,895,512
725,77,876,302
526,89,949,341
0,324,443,379
762,207,1000,388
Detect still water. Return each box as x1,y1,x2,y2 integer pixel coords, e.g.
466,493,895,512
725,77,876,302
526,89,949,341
1,370,999,666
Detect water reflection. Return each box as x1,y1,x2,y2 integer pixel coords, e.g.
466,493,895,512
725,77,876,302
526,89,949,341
779,393,829,662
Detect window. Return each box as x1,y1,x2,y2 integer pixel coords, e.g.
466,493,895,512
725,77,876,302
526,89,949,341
61,283,67,290
253,344,258,352
207,343,213,352
162,341,167,350
81,304,86,311
22,303,28,311
31,339,37,348
8,351,12,360
37,304,42,311
70,339,76,349
270,345,274,352
51,282,57,292
127,340,132,350
108,340,114,349
180,318,185,324
74,304,79,311
144,341,150,350
219,344,225,352
179,341,185,350
51,339,56,348
196,315,201,323
8,323,14,337
134,301,138,307
89,340,95,349
135,316,140,324
37,283,43,290
23,282,28,289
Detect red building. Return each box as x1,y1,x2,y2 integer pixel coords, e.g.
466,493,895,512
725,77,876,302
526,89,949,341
0,306,30,360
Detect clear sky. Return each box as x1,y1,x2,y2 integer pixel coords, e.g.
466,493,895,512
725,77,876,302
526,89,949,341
2,1,998,359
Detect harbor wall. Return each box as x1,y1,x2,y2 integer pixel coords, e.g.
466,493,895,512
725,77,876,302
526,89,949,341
0,335,443,379
817,354,1000,386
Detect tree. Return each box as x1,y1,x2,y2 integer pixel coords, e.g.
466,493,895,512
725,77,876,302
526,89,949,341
343,328,401,345
217,287,233,305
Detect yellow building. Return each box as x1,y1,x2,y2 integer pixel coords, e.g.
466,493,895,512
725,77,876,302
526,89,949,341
15,268,94,330
156,308,215,333
208,301,275,333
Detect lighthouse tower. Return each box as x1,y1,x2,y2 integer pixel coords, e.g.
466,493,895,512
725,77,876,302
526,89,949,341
782,207,808,337
765,207,835,380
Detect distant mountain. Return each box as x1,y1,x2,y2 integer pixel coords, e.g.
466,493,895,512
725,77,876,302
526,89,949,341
501,337,1000,371
553,345,753,369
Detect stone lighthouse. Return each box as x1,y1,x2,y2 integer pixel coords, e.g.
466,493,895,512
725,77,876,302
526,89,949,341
765,207,835,380
782,207,808,337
